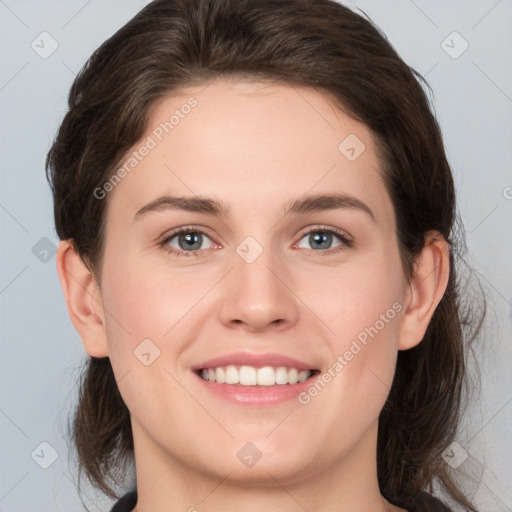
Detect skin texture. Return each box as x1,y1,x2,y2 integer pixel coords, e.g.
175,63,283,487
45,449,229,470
57,79,449,512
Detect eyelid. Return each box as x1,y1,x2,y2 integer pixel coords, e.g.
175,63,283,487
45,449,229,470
160,224,214,239
293,224,354,255
295,224,353,243
158,225,220,255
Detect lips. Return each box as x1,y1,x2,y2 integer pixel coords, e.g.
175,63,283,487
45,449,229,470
192,352,319,387
192,351,317,372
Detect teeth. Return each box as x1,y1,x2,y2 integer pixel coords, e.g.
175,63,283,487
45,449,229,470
225,365,238,384
199,365,313,386
297,370,310,383
257,366,275,386
216,366,226,384
275,367,288,385
240,366,257,386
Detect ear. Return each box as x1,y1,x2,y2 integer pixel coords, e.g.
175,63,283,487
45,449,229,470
398,231,450,351
56,240,109,357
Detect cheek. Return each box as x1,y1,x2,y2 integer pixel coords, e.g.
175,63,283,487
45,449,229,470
297,298,402,451
308,246,405,349
303,251,405,411
98,266,196,418
98,258,218,398
101,256,209,342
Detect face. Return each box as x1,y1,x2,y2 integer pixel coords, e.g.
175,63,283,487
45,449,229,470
95,79,411,486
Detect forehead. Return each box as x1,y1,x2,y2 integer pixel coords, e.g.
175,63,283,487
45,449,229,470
107,78,392,225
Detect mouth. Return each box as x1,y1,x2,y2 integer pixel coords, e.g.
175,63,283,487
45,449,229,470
195,365,321,386
191,352,321,404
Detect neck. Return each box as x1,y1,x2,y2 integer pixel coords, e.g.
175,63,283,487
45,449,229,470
131,421,401,512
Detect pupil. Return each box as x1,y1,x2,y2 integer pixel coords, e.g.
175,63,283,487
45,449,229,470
310,232,331,250
180,232,201,250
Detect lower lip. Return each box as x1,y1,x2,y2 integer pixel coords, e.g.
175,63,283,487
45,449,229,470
194,371,317,405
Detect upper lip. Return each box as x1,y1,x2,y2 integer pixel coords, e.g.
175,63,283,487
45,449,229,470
191,352,318,371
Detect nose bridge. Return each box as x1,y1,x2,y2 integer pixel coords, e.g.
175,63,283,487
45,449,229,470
218,235,299,331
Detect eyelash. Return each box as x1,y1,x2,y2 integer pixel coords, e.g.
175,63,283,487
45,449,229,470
159,224,354,258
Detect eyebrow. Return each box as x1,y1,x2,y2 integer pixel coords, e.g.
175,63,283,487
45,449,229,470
134,192,375,222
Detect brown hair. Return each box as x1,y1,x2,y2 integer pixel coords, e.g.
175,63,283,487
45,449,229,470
46,0,482,509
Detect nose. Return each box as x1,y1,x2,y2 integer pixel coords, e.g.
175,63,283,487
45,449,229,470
218,246,300,333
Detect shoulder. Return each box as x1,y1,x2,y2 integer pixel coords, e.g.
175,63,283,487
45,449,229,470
109,490,137,512
387,490,453,512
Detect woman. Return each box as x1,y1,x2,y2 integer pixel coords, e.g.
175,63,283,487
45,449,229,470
46,0,481,510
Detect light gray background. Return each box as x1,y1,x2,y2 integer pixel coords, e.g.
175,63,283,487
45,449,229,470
0,1,511,511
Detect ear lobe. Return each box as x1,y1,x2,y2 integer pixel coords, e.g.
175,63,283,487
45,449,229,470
398,232,450,351
56,240,109,358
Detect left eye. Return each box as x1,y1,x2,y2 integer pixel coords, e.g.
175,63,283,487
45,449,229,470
296,229,350,251
163,229,215,253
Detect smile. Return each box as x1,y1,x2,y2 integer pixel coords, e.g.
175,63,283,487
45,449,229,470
197,365,318,386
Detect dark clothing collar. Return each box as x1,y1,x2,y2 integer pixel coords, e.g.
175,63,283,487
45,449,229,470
109,490,453,512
